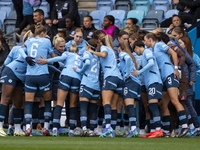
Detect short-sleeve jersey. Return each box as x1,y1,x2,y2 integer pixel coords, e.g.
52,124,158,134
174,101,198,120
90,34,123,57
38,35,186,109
153,41,174,81
100,45,122,80
24,37,54,76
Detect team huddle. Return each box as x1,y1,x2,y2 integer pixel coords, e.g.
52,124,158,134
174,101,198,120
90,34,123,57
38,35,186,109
0,22,199,139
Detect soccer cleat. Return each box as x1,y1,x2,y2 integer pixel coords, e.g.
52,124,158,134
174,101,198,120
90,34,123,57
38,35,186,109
163,131,171,138
139,129,146,137
74,127,81,135
31,129,43,136
123,127,129,136
94,126,103,135
125,129,138,138
52,129,59,137
99,126,114,138
115,128,123,136
148,129,163,138
88,130,95,137
58,127,68,135
0,128,7,137
141,132,154,138
178,128,189,138
25,128,32,136
7,128,14,136
196,129,200,136
107,131,115,138
81,129,88,137
14,131,25,136
68,131,74,137
43,128,50,136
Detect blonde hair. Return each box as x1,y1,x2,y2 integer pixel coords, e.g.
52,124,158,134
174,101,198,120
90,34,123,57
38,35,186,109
119,41,138,70
53,34,65,47
100,35,114,50
22,30,34,45
69,42,78,53
34,23,46,36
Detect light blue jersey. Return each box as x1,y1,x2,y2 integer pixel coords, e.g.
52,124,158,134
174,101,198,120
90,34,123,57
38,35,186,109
153,41,174,81
140,48,162,87
133,51,143,85
47,51,83,80
77,51,100,91
119,51,140,84
4,46,21,65
65,39,87,56
100,45,122,80
24,37,54,76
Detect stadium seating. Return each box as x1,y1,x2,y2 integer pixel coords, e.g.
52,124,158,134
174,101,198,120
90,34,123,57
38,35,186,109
127,10,145,25
96,0,114,13
0,1,13,17
115,0,132,12
152,0,170,14
39,1,50,18
133,0,150,15
165,9,179,19
78,10,89,25
108,10,126,28
90,10,107,29
0,10,6,29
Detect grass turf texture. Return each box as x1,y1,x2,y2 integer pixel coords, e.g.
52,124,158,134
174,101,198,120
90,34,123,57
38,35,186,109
0,136,199,150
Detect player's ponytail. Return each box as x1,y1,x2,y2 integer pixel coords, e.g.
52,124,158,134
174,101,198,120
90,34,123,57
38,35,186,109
69,42,78,53
53,34,65,48
34,22,46,36
22,30,34,45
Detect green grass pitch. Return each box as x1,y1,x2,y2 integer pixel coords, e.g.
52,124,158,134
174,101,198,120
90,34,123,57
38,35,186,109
0,136,199,150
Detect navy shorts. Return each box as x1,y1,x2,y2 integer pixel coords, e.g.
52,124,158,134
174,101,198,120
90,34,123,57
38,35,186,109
147,83,162,100
102,76,123,95
79,84,100,100
58,75,80,93
123,78,140,100
163,74,179,91
0,67,24,87
25,74,51,92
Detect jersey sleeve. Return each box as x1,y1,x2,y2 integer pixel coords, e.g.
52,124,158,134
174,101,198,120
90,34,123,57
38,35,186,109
144,49,154,61
157,42,169,53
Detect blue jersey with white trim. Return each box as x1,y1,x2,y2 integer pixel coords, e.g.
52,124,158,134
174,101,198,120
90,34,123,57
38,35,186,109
100,45,122,80
153,41,174,81
119,51,140,84
47,51,83,80
141,48,162,87
24,37,54,76
80,51,100,91
4,46,21,65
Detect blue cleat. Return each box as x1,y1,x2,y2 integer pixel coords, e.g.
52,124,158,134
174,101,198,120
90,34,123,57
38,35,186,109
125,129,138,138
7,128,14,136
99,126,114,138
68,131,74,137
52,129,59,137
58,127,68,135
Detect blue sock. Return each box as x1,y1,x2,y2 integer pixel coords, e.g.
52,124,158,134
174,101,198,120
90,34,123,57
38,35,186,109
111,109,117,130
44,100,51,123
98,106,104,126
13,108,22,124
89,103,98,130
24,102,33,125
80,101,89,128
148,103,161,130
32,102,39,129
104,104,111,126
124,113,129,126
53,105,62,129
0,104,7,122
69,107,77,130
39,107,44,127
127,105,136,127
117,113,122,127
8,107,14,125
177,110,187,126
162,116,171,132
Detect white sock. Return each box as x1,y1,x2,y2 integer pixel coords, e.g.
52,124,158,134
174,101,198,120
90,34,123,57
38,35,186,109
106,124,111,128
0,122,3,129
44,122,49,130
115,126,120,130
182,123,188,128
82,126,87,130
14,124,21,132
189,123,195,129
9,125,13,129
131,126,136,131
26,124,31,130
53,127,57,131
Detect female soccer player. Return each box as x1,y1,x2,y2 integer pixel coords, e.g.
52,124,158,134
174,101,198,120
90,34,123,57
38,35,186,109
132,40,163,138
118,41,141,138
37,42,82,137
88,35,123,138
65,27,87,57
73,39,100,137
144,32,189,138
19,23,55,136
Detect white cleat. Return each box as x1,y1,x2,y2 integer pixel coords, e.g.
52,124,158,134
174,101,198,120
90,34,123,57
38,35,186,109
0,128,7,137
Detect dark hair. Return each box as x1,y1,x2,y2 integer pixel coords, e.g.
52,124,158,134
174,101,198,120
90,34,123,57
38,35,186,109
34,9,44,16
132,40,145,51
87,38,98,51
104,15,115,25
84,15,93,21
179,36,193,57
159,32,170,44
118,30,129,38
92,30,106,40
126,18,138,25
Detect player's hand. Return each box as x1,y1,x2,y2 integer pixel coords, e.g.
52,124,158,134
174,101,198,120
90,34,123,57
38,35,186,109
189,81,194,86
174,69,179,79
25,56,35,66
173,0,179,4
36,56,47,64
131,70,138,76
73,67,77,72
53,19,58,25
